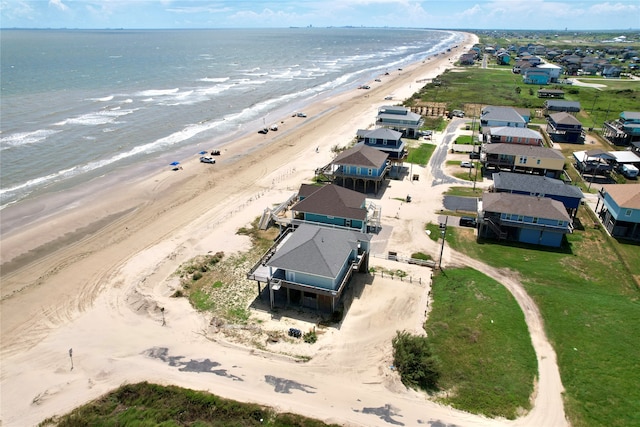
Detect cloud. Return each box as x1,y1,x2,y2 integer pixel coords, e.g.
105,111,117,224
590,1,639,14
49,0,68,12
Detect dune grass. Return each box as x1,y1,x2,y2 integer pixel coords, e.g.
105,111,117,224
39,382,340,427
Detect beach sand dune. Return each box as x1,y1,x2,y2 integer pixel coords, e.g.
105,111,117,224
0,33,560,427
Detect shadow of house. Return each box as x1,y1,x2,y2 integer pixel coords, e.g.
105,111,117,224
546,112,585,143
248,224,371,313
478,192,573,247
595,184,640,241
492,171,584,220
316,144,390,194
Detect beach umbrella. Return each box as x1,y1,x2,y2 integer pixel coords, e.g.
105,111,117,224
170,161,180,166
198,151,207,155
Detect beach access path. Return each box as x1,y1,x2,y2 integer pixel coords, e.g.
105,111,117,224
1,32,566,427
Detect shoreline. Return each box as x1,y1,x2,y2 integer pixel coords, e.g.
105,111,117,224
1,32,481,426
0,34,470,273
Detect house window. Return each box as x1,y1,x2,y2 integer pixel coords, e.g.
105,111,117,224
626,209,632,217
506,136,513,143
368,168,373,176
519,156,527,164
517,215,524,222
536,159,541,165
533,217,539,224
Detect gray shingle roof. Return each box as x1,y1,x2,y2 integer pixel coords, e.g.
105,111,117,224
267,224,370,279
548,112,582,126
483,143,565,160
292,184,367,221
481,106,526,124
363,127,402,140
332,143,388,168
377,105,422,122
492,172,583,199
482,192,570,221
544,100,581,111
489,126,543,139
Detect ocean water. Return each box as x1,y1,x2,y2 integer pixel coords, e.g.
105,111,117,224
0,28,461,216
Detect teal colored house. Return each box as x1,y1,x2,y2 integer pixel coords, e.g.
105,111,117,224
478,192,573,247
603,111,640,147
292,184,369,232
264,224,371,312
523,69,550,85
596,184,640,241
325,144,390,194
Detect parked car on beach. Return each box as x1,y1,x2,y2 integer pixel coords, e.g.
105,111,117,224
200,156,216,164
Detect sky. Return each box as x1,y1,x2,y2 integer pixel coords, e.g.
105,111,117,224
1,0,639,31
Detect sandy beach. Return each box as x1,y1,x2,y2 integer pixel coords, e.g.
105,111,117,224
0,31,566,427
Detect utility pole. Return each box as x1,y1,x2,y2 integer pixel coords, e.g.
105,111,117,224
438,216,448,270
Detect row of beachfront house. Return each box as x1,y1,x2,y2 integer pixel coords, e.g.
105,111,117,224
246,104,422,313
245,101,640,314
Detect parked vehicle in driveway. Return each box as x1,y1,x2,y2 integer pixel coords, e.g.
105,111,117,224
460,161,474,168
459,216,477,227
469,151,480,159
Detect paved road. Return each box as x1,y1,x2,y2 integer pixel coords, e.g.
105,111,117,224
429,117,472,187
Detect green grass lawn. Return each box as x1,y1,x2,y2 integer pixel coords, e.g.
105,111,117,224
427,267,537,419
407,142,436,166
407,67,639,125
446,209,640,427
